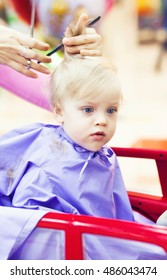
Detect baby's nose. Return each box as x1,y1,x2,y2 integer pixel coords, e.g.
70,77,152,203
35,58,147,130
95,114,107,126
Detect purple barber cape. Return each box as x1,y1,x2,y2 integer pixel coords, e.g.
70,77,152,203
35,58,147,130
0,123,134,220
0,206,64,260
0,123,167,260
0,206,48,259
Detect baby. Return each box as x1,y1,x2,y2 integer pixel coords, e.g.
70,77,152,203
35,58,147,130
0,18,166,260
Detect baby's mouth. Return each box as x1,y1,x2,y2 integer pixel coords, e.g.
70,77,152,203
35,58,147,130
90,131,105,140
92,131,105,136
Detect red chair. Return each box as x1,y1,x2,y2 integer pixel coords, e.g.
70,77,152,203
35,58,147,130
112,147,167,221
38,211,167,260
37,147,167,260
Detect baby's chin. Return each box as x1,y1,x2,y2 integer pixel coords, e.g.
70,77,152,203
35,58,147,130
81,144,104,152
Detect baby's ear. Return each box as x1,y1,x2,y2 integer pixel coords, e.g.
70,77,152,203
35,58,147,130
53,104,64,124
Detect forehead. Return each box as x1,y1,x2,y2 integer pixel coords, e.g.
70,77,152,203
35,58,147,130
65,87,121,107
83,90,120,104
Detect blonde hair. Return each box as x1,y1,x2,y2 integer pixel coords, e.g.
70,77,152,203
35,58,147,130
49,18,122,109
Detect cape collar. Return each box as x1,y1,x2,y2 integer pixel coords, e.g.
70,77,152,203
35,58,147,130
57,126,113,167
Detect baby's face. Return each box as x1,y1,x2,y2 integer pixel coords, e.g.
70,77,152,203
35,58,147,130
59,88,121,151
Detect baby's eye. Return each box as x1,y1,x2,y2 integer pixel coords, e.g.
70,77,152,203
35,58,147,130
83,107,94,113
107,108,117,114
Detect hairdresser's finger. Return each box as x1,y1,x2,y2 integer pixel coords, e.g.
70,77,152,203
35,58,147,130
65,13,89,37
19,46,51,64
2,25,50,51
2,37,51,64
26,38,50,51
70,13,89,36
63,34,94,46
63,32,101,47
64,36,102,55
80,49,102,56
17,35,50,51
75,13,89,31
5,52,51,77
5,59,38,78
85,27,98,34
26,60,51,75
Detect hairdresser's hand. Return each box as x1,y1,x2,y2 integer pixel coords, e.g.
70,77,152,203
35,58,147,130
0,25,51,78
63,13,102,56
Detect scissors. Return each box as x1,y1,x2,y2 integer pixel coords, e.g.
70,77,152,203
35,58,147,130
30,0,36,38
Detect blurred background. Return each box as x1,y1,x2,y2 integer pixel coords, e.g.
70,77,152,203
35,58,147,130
0,0,167,195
